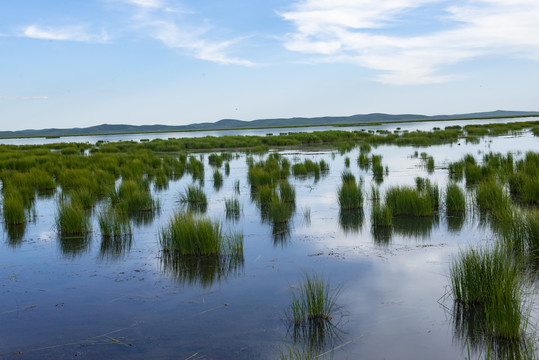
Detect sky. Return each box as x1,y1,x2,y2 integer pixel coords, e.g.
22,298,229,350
1,0,539,131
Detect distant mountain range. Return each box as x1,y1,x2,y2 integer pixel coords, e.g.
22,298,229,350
1,110,538,138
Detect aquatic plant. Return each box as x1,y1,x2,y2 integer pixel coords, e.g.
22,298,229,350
113,180,158,213
279,181,296,203
213,169,223,190
337,178,363,210
449,246,529,341
224,197,241,219
371,203,392,227
55,198,91,235
159,211,243,256
289,272,342,326
179,184,208,205
445,183,466,212
98,207,132,238
385,186,432,217
2,190,26,225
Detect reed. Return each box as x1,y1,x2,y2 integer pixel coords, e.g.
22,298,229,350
475,181,509,213
159,211,243,256
344,157,350,167
113,180,158,213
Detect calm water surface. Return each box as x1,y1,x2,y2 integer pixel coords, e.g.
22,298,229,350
0,128,537,359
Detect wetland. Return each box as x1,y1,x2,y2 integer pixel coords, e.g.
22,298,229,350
0,119,538,359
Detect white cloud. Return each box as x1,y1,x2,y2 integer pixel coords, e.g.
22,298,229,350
124,1,254,66
22,25,109,42
280,0,539,84
125,0,163,8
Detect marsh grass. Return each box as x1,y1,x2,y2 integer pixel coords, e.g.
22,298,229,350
159,211,243,256
224,197,241,220
2,190,26,225
279,181,296,203
446,183,466,212
269,196,295,224
179,184,207,205
344,157,350,167
337,179,363,210
98,207,132,238
213,169,223,191
113,180,159,213
385,186,432,216
55,198,91,236
371,203,392,227
449,246,529,341
475,181,509,213
289,272,342,326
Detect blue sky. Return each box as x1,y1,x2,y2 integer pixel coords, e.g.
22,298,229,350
1,0,539,131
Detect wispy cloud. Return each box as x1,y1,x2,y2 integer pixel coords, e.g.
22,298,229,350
22,25,109,42
124,0,254,66
280,0,539,84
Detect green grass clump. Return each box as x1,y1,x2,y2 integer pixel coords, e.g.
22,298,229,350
279,181,296,203
269,196,295,224
289,272,341,326
112,180,158,213
224,197,241,219
357,153,370,170
371,203,392,227
2,190,26,225
159,211,243,256
445,183,466,212
213,169,223,190
448,161,464,180
179,184,208,205
475,181,509,213
385,186,432,216
98,207,132,238
449,246,529,341
55,198,91,235
337,178,363,210
344,157,350,167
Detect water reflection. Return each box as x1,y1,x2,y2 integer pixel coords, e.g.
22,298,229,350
289,320,342,357
272,222,292,247
160,254,244,288
451,303,535,360
99,234,133,260
58,234,91,257
446,212,466,233
371,226,392,246
338,210,364,233
129,208,159,226
5,223,26,247
392,216,438,240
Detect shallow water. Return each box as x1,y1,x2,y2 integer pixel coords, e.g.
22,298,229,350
1,116,536,145
0,130,537,359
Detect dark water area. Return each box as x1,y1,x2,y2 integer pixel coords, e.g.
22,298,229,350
0,130,537,359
